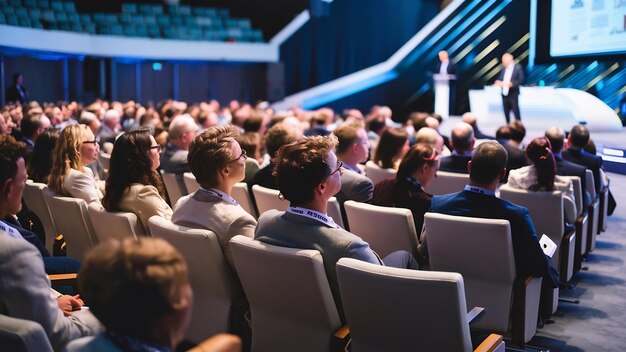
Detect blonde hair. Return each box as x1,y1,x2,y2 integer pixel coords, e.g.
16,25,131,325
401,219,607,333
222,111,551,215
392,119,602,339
48,124,92,195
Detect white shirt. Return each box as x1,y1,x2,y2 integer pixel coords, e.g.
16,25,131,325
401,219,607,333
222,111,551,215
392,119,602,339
502,63,515,96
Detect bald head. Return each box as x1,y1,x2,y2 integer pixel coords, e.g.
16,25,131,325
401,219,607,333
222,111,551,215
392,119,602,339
438,50,449,62
451,122,475,153
462,112,477,126
415,127,444,153
545,127,565,153
502,53,514,67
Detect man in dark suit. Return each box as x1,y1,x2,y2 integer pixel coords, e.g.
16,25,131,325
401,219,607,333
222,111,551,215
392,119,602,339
545,127,590,207
439,122,474,174
250,123,301,191
255,135,416,323
562,125,603,194
332,122,373,204
495,53,524,123
424,141,559,288
462,112,494,140
5,73,29,105
495,126,527,181
434,50,457,115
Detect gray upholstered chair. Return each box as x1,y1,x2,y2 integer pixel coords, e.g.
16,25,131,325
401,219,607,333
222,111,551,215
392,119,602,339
149,216,244,344
343,200,418,258
562,175,589,271
160,170,186,206
230,235,344,352
183,172,201,194
251,184,288,214
22,181,57,253
364,160,395,184
0,314,52,352
422,212,542,347
585,169,599,251
425,170,469,195
336,258,505,352
87,202,142,240
231,182,258,219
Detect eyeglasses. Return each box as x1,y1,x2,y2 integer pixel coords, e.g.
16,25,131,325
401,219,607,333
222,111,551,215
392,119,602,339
229,149,247,163
82,138,100,145
149,145,162,153
330,161,343,176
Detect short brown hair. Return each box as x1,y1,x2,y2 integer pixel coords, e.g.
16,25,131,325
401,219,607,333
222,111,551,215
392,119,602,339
188,125,236,189
469,142,508,184
333,121,362,155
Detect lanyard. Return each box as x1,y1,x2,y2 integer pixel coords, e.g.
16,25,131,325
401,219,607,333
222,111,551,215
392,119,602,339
287,206,339,229
464,185,496,197
0,221,21,239
200,188,239,206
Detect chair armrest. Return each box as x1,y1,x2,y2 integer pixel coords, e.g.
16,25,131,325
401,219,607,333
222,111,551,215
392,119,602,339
474,333,504,352
48,274,78,289
559,228,576,282
467,307,485,327
511,276,538,347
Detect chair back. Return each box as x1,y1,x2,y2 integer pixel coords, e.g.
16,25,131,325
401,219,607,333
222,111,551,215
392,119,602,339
423,213,517,332
364,160,395,184
160,170,186,206
251,185,288,214
42,190,98,261
425,171,469,195
97,151,110,175
230,235,341,352
585,169,596,200
344,200,418,258
562,176,583,216
326,197,344,229
0,314,52,352
336,258,473,352
232,183,258,219
22,181,57,253
149,216,243,343
87,202,142,241
183,172,201,194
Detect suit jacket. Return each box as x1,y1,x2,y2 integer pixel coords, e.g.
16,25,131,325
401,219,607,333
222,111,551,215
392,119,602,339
64,167,104,204
439,154,471,174
118,184,172,236
435,60,457,76
172,189,257,270
372,178,432,237
498,140,528,180
5,84,28,105
255,209,381,323
159,144,190,175
0,232,100,350
336,169,373,205
562,148,603,193
427,190,559,287
555,156,590,207
250,164,278,190
496,63,524,96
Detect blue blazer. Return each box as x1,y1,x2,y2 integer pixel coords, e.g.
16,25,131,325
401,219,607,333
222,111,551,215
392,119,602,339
429,190,559,287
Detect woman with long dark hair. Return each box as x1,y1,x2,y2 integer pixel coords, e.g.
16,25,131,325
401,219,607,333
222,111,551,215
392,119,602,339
27,128,60,183
373,127,409,170
103,129,172,235
507,137,576,223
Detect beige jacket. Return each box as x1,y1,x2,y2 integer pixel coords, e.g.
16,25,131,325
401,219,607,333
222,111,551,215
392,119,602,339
118,184,172,235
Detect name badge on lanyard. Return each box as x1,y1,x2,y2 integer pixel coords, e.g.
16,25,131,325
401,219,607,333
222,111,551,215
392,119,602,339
463,185,495,197
287,206,339,229
0,221,21,239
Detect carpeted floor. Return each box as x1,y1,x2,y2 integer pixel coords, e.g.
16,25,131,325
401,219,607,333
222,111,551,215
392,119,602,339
525,172,626,351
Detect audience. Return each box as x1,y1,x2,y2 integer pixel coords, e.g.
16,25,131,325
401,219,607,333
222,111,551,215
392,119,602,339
423,141,559,288
373,127,409,169
438,122,474,173
48,124,103,204
160,114,200,175
173,125,257,270
462,112,494,140
506,137,577,225
98,109,121,144
27,128,60,183
372,143,440,242
0,134,100,351
103,129,172,235
235,132,263,184
255,135,417,323
332,121,374,206
251,122,301,190
562,124,604,194
496,125,528,178
69,238,241,352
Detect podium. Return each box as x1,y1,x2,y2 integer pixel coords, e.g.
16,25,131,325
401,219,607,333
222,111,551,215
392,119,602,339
433,73,455,119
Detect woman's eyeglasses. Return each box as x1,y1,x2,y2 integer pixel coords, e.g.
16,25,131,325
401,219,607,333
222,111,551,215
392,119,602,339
82,138,100,145
148,145,162,153
229,149,247,163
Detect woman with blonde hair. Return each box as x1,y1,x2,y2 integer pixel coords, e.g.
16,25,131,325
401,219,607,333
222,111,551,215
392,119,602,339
48,124,103,204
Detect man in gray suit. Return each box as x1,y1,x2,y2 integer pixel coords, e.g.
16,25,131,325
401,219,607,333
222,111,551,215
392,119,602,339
0,134,99,350
333,122,373,206
255,135,417,323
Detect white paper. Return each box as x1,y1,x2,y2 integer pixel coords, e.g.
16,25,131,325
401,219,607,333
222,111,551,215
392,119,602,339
540,234,557,258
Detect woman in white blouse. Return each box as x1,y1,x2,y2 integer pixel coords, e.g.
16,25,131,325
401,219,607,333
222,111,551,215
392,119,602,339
507,137,577,224
102,129,172,235
48,124,103,204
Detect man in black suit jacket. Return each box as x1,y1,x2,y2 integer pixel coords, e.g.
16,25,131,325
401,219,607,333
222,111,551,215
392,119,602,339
426,141,559,287
5,73,29,105
562,125,603,194
545,127,590,207
462,112,494,140
495,53,524,123
439,122,474,174
434,50,457,115
495,125,527,181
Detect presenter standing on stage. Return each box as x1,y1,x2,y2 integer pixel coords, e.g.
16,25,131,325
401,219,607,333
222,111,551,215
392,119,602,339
495,53,524,123
435,50,457,115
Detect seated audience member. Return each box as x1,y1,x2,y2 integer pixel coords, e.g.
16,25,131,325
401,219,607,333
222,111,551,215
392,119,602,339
373,127,410,170
19,112,44,154
27,128,60,183
495,125,527,179
160,114,200,175
332,122,374,205
439,122,475,173
251,122,301,190
48,124,103,204
255,135,417,323
103,129,172,235
545,127,590,207
173,126,257,270
372,143,439,238
562,124,604,194
235,132,263,184
415,127,448,156
304,110,332,137
462,112,494,140
78,111,101,136
69,238,241,352
97,109,121,144
0,134,100,350
424,141,559,288
506,137,577,225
